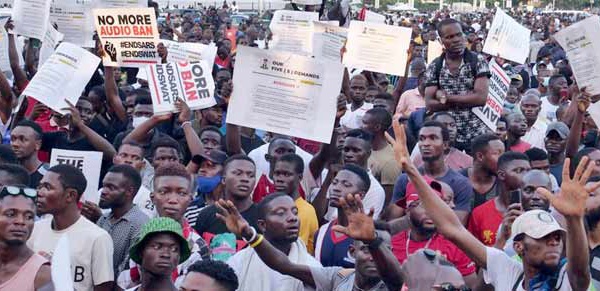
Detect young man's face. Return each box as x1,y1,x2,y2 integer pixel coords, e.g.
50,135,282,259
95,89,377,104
273,161,301,195
99,172,130,209
258,195,299,243
37,172,71,216
10,126,41,160
180,271,228,291
329,170,364,208
0,195,35,245
418,126,446,162
515,231,563,272
141,233,180,275
222,160,256,200
151,176,192,222
114,144,145,171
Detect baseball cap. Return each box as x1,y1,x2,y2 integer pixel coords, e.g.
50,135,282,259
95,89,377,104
198,149,228,165
399,176,443,208
546,122,570,139
511,210,565,240
129,217,191,264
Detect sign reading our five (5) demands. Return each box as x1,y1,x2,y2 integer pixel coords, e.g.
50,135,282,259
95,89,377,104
93,8,160,67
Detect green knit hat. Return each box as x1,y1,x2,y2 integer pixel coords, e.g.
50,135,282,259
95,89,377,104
129,217,191,265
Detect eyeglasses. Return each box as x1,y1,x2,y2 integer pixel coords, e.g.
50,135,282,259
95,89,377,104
0,186,37,200
435,283,472,291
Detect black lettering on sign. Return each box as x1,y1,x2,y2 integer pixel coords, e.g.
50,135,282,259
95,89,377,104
74,266,85,282
55,158,84,171
97,15,114,25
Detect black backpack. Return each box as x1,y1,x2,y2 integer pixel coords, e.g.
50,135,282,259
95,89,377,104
431,50,480,86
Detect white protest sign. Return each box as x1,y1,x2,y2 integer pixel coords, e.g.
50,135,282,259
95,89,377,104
50,0,96,47
344,21,411,76
12,0,51,40
312,21,347,63
291,0,322,4
227,46,344,143
22,42,100,114
483,9,530,64
0,17,10,72
269,10,318,56
95,0,147,8
94,8,160,67
427,40,443,64
472,59,510,131
39,24,64,67
163,40,218,69
554,15,600,96
588,101,600,131
50,149,103,204
51,235,74,291
364,10,386,23
529,40,544,64
147,61,216,114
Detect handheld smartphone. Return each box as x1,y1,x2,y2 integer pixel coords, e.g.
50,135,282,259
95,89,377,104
509,189,521,205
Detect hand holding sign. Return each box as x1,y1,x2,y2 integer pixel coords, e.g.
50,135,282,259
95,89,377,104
4,17,13,32
175,99,191,123
62,100,83,128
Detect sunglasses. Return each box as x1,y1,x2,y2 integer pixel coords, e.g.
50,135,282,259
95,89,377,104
0,186,37,200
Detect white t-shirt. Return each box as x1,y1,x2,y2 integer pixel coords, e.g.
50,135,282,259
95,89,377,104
339,102,373,130
483,246,571,291
133,185,157,218
28,216,114,290
540,97,559,124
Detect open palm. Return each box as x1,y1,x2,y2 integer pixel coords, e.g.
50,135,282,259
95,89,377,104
215,199,251,237
538,157,600,217
385,119,412,171
331,194,376,242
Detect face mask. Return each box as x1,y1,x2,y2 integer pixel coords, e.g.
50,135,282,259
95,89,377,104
132,116,149,128
197,175,222,195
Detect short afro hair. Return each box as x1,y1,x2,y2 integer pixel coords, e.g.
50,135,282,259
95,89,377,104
0,164,30,186
341,164,371,193
48,164,87,198
186,260,239,291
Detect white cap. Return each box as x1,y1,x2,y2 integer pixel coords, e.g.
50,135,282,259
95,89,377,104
511,210,565,240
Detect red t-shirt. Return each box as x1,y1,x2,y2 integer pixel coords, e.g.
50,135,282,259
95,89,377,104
467,199,503,246
509,140,532,153
252,174,305,203
391,231,476,276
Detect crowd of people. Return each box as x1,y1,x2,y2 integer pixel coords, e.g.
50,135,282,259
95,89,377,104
0,1,599,290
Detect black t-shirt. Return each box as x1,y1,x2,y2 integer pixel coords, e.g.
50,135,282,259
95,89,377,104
590,245,600,289
241,134,265,154
29,163,49,189
194,204,259,239
42,131,98,153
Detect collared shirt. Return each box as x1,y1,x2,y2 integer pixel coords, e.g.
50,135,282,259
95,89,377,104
395,88,425,119
97,205,150,276
522,118,548,150
424,51,492,151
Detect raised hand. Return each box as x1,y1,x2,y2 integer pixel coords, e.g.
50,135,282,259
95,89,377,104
331,194,376,242
4,18,14,32
498,203,523,243
537,157,600,218
385,118,412,171
62,100,83,128
174,99,191,123
576,86,591,113
215,199,252,239
336,93,347,120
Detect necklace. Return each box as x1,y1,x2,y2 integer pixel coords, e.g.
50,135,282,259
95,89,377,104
406,230,434,259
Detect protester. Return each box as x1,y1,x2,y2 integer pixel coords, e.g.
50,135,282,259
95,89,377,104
95,165,150,277
0,185,52,290
29,164,114,291
127,217,191,291
179,260,239,291
506,112,532,153
10,120,48,188
226,193,321,290
461,134,505,208
340,75,373,129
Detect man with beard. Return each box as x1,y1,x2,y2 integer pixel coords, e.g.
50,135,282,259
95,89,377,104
226,193,321,290
387,118,596,291
0,185,52,290
193,155,259,261
506,112,532,153
96,164,149,277
520,93,548,150
391,178,477,288
28,164,114,291
215,191,404,291
10,120,48,188
126,217,191,291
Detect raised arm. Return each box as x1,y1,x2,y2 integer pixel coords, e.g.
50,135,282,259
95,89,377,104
63,101,116,161
537,157,600,290
565,88,590,159
25,38,38,77
0,69,13,116
215,199,316,287
385,119,488,268
331,194,404,290
104,67,128,122
309,94,345,179
5,19,28,90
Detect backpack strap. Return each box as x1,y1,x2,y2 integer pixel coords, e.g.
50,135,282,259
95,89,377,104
512,272,524,291
433,53,445,87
